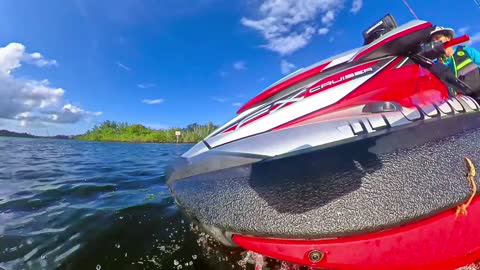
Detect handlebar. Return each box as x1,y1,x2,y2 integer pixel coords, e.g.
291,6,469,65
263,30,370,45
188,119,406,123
444,34,470,48
412,34,473,96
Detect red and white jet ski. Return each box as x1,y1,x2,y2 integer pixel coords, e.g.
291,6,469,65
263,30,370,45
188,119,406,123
167,14,480,269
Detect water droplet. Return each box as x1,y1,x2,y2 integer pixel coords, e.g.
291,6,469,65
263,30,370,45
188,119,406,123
177,265,182,269
192,255,197,260
189,261,193,265
115,244,120,249
119,216,123,220
174,260,179,266
125,252,128,257
96,264,101,270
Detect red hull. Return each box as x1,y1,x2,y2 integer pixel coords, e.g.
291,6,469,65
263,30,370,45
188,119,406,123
233,196,480,270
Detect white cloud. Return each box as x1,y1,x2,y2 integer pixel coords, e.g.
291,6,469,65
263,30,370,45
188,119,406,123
142,99,164,105
116,61,131,71
137,83,157,89
233,61,246,70
280,59,296,74
470,32,480,44
232,102,243,107
0,43,25,75
350,0,363,13
264,26,316,55
26,52,58,67
458,27,470,35
318,27,329,35
27,104,103,124
0,42,99,126
241,0,347,55
321,10,335,25
329,37,335,43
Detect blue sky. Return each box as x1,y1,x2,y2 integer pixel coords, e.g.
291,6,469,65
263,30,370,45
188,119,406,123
0,0,479,135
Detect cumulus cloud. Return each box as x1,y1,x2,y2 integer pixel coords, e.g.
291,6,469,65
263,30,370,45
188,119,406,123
280,59,296,74
26,52,58,67
0,42,100,126
318,27,329,35
321,10,336,25
350,0,363,13
142,99,164,105
233,61,247,70
17,104,103,124
241,0,358,55
232,102,243,107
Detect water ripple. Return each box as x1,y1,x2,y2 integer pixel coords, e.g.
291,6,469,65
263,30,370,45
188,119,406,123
0,138,276,270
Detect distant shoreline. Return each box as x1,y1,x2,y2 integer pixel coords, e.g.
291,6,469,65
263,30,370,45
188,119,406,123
0,130,74,140
76,121,217,144
76,138,196,144
0,134,196,145
1,120,218,144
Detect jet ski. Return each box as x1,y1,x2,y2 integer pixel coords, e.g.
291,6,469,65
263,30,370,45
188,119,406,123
167,14,480,269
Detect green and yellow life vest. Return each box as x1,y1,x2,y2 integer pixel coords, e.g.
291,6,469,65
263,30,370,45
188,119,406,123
451,46,480,92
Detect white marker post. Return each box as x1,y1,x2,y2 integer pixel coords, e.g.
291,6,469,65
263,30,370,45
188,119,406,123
175,131,181,143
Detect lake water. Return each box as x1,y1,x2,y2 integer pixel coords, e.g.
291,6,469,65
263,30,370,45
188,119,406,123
0,137,277,270
2,137,477,270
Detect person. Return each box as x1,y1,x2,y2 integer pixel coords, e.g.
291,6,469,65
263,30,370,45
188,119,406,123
430,26,480,93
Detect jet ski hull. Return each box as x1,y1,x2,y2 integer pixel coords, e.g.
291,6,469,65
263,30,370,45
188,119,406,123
232,197,480,269
167,98,480,247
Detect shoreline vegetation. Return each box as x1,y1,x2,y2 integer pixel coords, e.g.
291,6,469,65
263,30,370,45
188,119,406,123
0,129,73,140
76,120,219,143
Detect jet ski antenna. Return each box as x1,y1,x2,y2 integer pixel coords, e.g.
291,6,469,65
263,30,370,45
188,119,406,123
401,0,419,19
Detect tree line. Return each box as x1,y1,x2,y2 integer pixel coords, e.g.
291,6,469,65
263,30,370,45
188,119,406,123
76,120,218,143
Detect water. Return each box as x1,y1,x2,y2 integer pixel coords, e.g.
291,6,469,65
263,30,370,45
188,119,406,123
3,137,476,270
0,137,282,270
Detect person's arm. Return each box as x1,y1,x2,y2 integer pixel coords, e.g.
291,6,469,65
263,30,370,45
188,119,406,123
465,47,480,66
